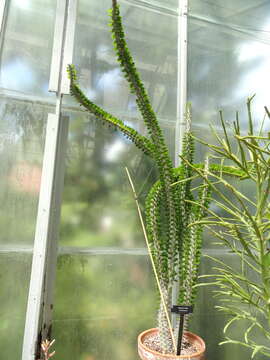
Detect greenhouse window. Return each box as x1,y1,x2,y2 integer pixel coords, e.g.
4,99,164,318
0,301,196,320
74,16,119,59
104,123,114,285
1,0,270,360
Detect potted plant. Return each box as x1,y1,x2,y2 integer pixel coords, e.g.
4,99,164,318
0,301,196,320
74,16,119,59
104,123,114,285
183,98,270,358
67,0,239,357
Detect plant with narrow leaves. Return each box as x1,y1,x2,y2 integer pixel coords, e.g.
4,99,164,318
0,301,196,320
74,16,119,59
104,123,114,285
39,339,55,360
184,97,270,358
67,0,242,354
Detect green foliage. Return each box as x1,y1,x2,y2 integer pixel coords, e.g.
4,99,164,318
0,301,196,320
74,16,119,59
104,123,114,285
67,0,243,354
67,64,155,158
188,98,270,358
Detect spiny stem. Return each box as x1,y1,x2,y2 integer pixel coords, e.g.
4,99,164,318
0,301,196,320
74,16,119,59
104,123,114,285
125,167,177,354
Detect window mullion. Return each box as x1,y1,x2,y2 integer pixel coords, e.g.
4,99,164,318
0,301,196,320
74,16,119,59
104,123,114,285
22,108,68,360
0,0,7,30
22,0,78,359
172,0,189,329
40,114,69,344
175,0,188,166
0,0,9,70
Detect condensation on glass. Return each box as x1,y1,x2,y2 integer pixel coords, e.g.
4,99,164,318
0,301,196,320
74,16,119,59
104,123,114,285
0,0,56,358
53,253,156,360
0,0,56,97
189,0,270,136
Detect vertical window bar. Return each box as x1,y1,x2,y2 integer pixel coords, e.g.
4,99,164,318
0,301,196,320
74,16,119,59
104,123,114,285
175,0,188,166
48,0,68,93
22,110,69,360
0,0,8,36
61,0,78,94
0,0,7,33
40,114,69,343
22,0,77,358
0,0,8,74
172,0,188,329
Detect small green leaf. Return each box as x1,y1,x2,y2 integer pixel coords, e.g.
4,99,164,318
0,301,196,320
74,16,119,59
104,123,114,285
251,346,262,358
262,252,270,267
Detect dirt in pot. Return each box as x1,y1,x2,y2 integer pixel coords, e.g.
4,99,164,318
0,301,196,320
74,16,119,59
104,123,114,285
143,333,198,356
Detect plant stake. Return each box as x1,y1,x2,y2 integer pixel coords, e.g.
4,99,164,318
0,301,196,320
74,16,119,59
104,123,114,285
125,167,177,354
171,305,193,355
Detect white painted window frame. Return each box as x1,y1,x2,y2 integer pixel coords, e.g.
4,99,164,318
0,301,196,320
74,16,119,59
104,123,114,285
172,0,189,328
22,1,78,359
0,0,7,31
175,0,188,165
0,0,8,62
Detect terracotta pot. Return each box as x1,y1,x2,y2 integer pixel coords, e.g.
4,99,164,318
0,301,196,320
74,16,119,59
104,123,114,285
138,328,206,360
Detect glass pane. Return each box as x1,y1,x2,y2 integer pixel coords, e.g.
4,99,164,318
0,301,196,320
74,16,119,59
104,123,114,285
188,2,269,359
0,2,56,356
60,0,177,248
141,0,178,12
0,97,49,245
53,253,155,360
0,96,48,358
0,252,32,358
59,110,176,248
0,0,56,97
188,12,270,131
190,0,270,27
68,0,178,122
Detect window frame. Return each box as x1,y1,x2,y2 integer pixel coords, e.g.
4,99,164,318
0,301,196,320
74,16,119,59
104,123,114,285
21,1,78,359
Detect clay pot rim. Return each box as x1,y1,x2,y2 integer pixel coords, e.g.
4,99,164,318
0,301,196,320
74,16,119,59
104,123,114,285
138,328,206,359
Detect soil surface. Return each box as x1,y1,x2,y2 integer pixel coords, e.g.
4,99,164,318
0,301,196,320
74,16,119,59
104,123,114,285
143,333,198,356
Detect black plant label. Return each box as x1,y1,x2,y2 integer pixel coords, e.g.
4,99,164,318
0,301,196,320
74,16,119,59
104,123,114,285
171,305,193,314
